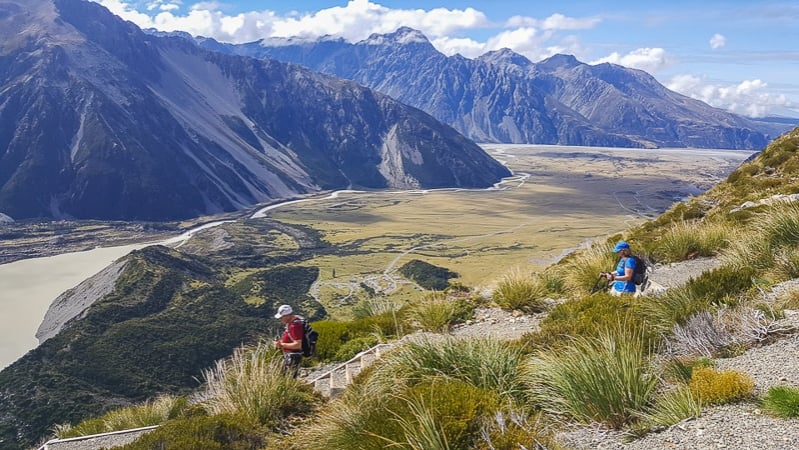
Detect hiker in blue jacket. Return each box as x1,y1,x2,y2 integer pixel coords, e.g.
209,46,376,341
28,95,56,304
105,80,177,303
600,241,637,295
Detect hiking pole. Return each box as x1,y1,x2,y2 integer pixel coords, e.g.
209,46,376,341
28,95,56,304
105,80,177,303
590,274,609,294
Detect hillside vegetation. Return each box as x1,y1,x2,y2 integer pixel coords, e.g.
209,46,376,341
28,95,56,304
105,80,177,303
6,128,799,449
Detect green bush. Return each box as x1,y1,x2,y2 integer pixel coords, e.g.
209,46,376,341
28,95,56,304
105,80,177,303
689,367,754,405
762,385,799,418
56,396,189,438
118,413,266,450
525,322,658,429
292,378,499,450
333,335,380,361
492,268,550,313
312,312,404,361
684,265,754,305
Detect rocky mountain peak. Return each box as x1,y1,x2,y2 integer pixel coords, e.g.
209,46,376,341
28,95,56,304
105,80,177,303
536,53,583,72
477,48,532,68
364,26,431,46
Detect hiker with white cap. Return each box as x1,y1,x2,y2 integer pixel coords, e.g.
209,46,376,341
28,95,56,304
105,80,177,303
274,304,305,377
599,241,638,296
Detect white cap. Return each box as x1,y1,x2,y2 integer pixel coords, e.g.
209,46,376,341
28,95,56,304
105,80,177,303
274,304,293,319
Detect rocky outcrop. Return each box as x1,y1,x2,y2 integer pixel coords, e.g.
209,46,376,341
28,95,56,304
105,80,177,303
36,259,127,343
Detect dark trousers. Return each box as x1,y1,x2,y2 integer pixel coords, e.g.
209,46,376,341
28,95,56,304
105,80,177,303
282,352,302,378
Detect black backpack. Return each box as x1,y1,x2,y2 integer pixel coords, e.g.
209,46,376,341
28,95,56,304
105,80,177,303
630,255,648,285
301,320,319,357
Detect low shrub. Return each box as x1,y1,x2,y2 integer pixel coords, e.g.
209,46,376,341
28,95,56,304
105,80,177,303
689,367,754,405
761,385,799,418
333,335,380,361
312,312,404,361
292,378,499,450
684,265,754,306
117,413,265,450
492,268,550,313
55,395,189,438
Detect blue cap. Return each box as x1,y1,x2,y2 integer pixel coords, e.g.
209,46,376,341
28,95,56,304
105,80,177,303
613,241,630,252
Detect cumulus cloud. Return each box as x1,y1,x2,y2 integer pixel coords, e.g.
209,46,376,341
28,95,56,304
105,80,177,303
505,13,600,30
667,74,793,117
710,33,726,49
94,0,596,61
99,0,492,43
590,47,670,73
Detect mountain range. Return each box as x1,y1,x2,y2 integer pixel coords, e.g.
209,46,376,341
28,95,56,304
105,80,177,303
0,1,509,222
195,27,793,150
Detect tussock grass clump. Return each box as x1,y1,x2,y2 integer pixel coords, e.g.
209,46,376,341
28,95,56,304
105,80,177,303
407,291,473,332
776,288,799,310
638,385,702,428
639,286,710,335
352,296,405,319
723,203,799,280
201,343,318,427
492,268,550,313
559,242,617,295
55,395,188,438
370,337,527,400
762,385,799,418
524,322,658,429
654,220,732,262
689,367,754,405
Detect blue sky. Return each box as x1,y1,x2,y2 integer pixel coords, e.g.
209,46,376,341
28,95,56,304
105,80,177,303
95,0,799,118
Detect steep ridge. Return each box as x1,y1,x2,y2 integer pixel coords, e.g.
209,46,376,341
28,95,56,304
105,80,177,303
198,27,789,149
0,1,509,221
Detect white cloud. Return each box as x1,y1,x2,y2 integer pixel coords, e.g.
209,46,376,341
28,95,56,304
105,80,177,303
505,13,600,30
590,48,670,73
709,33,726,49
667,74,792,117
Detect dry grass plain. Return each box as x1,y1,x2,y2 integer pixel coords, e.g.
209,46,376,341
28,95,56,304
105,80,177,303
264,144,754,292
